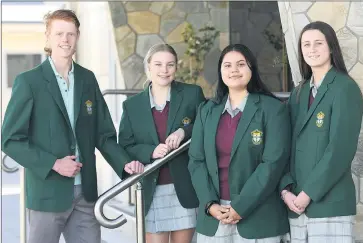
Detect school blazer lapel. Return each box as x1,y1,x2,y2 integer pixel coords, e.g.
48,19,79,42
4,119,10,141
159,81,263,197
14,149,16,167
73,63,84,127
293,83,310,136
141,87,160,145
205,97,227,193
230,94,259,161
42,59,72,130
166,81,183,136
296,68,337,137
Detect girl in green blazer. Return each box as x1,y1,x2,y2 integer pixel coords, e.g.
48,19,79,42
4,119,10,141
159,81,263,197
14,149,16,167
279,21,363,243
118,44,205,243
188,44,291,242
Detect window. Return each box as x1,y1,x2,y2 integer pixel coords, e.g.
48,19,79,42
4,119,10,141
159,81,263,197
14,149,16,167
229,1,294,92
7,54,42,87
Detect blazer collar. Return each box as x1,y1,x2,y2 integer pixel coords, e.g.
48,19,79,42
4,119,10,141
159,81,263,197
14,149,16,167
42,58,84,130
296,67,337,136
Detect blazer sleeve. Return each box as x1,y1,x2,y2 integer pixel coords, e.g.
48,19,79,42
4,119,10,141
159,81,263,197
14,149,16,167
302,81,363,202
181,86,206,140
188,102,219,208
1,75,58,180
231,102,291,218
93,73,131,178
118,102,156,164
279,90,296,192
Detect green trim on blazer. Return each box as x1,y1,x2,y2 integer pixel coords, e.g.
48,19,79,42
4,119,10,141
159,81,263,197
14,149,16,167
188,94,291,239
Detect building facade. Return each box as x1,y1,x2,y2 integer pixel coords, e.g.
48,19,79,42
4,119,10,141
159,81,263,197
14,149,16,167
2,1,362,241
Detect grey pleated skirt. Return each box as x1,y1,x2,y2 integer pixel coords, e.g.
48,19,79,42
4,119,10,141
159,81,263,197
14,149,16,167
145,183,197,233
289,214,354,243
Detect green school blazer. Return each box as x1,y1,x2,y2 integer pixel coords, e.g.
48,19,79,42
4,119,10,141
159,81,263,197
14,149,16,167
1,59,131,212
118,81,206,215
188,94,291,239
279,68,363,218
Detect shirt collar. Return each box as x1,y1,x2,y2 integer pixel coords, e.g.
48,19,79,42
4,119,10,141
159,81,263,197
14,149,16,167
223,94,249,116
48,56,74,78
148,84,171,109
309,74,326,90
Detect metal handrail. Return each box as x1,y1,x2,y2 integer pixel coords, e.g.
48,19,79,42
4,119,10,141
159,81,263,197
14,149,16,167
101,88,143,207
2,154,19,173
273,92,290,100
94,139,191,228
102,89,143,97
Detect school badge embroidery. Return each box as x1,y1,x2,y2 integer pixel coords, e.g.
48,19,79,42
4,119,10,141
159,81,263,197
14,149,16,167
251,129,263,145
316,111,324,127
182,117,191,127
85,100,93,115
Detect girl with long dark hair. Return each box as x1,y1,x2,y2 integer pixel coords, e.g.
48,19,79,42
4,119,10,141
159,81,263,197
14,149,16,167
279,21,363,243
189,44,290,242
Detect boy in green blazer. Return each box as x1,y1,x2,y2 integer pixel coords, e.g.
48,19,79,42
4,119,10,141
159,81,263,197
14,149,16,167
188,44,290,242
1,10,136,243
279,21,363,243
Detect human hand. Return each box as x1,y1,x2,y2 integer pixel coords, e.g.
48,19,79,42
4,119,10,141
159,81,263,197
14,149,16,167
124,161,144,174
52,155,82,177
293,191,311,211
282,190,304,215
152,144,171,159
165,128,185,149
220,205,242,224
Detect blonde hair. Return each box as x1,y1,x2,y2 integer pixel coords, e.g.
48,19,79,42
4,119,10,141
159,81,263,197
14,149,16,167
44,9,80,56
143,44,178,84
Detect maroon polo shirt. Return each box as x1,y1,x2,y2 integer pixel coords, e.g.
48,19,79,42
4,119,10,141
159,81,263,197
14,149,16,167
216,111,243,200
152,103,173,185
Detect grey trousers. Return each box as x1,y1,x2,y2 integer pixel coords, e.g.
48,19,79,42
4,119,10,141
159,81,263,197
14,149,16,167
27,185,101,243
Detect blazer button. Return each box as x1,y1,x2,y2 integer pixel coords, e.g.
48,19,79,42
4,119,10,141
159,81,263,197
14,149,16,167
153,178,157,183
71,145,75,150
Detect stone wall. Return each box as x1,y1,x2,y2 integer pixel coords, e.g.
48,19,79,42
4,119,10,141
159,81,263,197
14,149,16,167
278,2,363,241
108,1,229,98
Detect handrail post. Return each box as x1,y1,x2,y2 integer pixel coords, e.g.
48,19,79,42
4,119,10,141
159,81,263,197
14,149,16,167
135,182,145,243
20,167,26,243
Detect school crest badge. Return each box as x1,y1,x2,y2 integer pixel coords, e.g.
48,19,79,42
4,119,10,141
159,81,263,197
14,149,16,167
316,111,324,128
251,129,263,145
182,117,191,127
85,100,93,115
